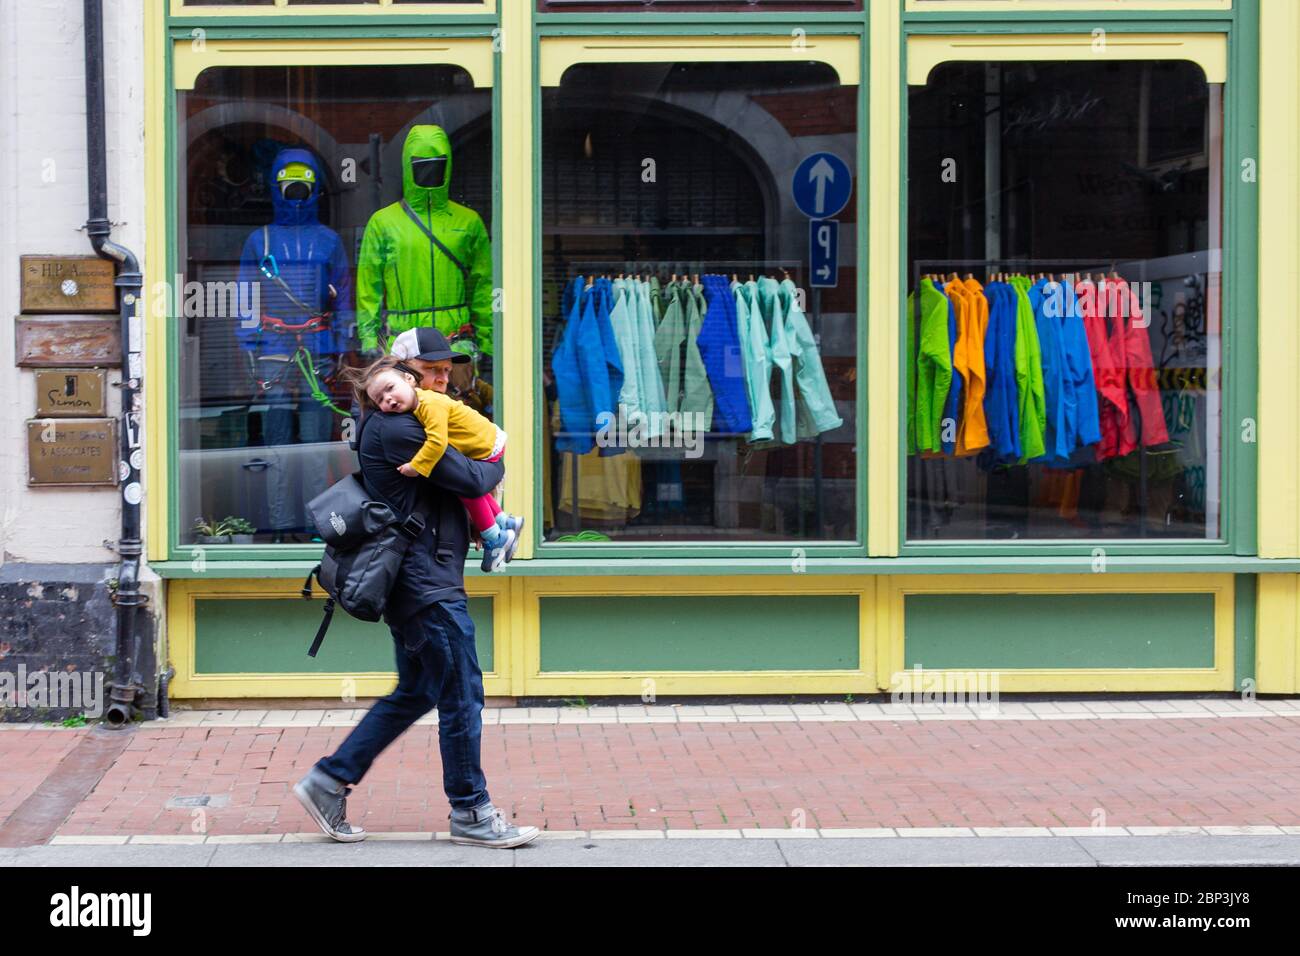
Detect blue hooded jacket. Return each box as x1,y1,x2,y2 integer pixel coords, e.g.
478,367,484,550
552,276,625,456
236,148,353,356
982,282,1021,463
698,275,753,435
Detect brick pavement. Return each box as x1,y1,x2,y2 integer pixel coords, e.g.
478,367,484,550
5,708,1295,840
0,730,86,830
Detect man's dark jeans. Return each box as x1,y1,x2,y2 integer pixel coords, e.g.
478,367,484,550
316,598,490,811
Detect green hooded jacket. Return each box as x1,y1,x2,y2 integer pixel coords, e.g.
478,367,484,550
356,125,494,354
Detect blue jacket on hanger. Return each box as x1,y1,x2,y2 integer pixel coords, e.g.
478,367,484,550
982,281,1021,463
553,277,596,454
698,274,754,435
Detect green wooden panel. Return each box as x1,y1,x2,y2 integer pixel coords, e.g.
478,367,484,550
904,592,1216,669
194,597,493,674
539,595,858,671
1234,574,1256,691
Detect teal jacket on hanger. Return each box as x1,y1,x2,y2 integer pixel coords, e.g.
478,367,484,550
632,279,668,436
754,276,797,444
610,277,667,439
780,277,843,439
733,279,775,442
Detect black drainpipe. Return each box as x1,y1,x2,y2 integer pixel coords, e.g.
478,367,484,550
84,0,145,728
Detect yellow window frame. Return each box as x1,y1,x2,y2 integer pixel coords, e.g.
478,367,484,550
170,0,496,17
173,36,496,91
907,32,1227,87
906,0,1229,12
538,34,861,87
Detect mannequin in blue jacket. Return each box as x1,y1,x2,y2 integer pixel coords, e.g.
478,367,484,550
236,147,354,451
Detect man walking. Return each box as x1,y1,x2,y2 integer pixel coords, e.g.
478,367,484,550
294,330,537,849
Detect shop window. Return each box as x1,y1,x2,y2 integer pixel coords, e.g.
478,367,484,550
176,64,494,546
541,61,857,544
907,60,1221,541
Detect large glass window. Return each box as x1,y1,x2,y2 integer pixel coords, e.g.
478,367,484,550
907,59,1221,541
541,60,857,544
176,64,494,546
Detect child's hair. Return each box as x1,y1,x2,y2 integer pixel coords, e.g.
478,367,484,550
338,355,420,412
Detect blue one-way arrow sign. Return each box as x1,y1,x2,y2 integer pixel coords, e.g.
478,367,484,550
792,152,852,220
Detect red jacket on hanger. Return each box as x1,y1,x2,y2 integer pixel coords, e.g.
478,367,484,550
1078,277,1169,460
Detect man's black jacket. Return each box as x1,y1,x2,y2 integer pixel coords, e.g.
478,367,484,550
356,410,504,625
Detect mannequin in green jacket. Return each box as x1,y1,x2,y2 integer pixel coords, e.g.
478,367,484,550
356,125,494,357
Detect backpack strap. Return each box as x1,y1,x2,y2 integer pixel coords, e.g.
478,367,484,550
308,598,335,659
354,411,429,535
302,564,332,658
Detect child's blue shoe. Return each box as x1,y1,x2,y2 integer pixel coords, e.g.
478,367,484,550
479,525,515,573
495,514,525,562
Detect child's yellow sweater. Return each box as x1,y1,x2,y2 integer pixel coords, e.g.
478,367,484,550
408,387,498,476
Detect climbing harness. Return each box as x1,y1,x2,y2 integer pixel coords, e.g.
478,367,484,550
254,226,348,417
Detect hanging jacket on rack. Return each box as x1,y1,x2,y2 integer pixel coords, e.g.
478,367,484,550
956,277,990,455
1028,277,1068,464
1077,278,1131,462
936,283,963,455
553,276,598,455
1047,278,1103,464
697,274,754,435
589,278,626,457
982,280,1021,462
631,278,668,438
753,276,797,444
609,277,665,438
1094,277,1170,458
1010,275,1047,462
733,279,776,443
654,279,714,429
907,277,952,455
779,277,842,439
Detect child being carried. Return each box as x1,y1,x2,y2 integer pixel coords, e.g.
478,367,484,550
349,352,522,572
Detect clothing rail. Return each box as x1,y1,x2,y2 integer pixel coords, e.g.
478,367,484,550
552,265,831,538
908,257,1152,539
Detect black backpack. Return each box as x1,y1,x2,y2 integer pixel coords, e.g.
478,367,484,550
300,414,427,657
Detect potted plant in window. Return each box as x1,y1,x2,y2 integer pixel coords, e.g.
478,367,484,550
224,516,257,545
193,516,233,546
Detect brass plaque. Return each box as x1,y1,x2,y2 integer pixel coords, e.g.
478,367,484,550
34,369,107,418
15,316,121,367
20,256,117,313
27,418,118,486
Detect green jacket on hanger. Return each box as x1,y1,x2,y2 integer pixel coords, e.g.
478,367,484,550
356,125,495,354
654,280,713,427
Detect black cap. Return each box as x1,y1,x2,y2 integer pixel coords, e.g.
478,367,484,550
390,327,471,365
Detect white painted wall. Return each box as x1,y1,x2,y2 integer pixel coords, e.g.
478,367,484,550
0,0,146,565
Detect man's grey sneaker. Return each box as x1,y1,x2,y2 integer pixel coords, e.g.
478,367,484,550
480,528,515,573
293,766,367,843
449,802,540,848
